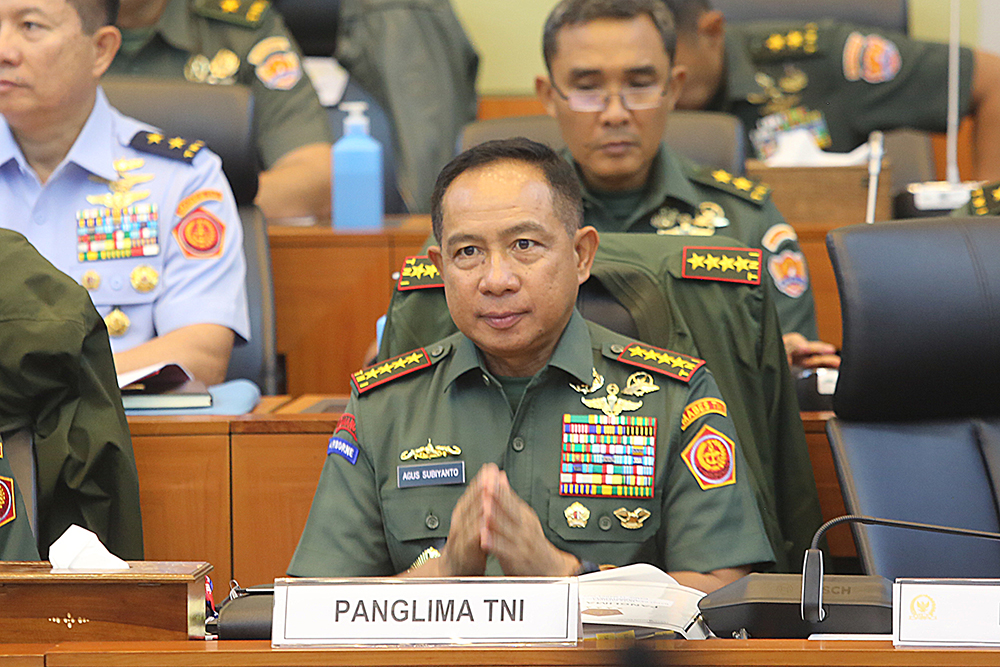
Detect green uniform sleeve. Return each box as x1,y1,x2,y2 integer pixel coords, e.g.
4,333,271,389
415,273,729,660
0,453,40,560
758,201,819,340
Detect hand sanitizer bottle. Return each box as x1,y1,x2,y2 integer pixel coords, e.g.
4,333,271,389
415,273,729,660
333,102,383,231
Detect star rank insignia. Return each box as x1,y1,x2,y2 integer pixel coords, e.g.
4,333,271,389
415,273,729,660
752,22,820,60
193,0,269,27
615,343,705,383
689,167,771,205
969,183,1000,216
129,131,206,164
351,348,433,394
682,246,762,285
396,255,444,291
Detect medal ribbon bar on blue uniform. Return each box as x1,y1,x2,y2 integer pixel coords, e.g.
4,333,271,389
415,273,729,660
76,205,160,262
559,414,656,498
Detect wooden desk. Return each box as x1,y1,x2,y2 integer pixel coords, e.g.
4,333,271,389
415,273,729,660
36,638,1000,666
0,644,48,667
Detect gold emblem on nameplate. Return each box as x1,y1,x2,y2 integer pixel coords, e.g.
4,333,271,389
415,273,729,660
400,439,462,461
613,507,651,530
86,158,154,210
564,501,591,528
104,308,130,337
651,201,730,236
581,372,660,418
130,265,159,293
80,270,101,291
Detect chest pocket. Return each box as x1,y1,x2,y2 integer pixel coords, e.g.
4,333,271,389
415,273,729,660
381,486,465,543
547,493,661,544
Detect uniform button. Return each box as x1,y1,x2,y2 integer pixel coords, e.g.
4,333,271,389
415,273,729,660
610,344,624,354
598,516,613,531
431,345,444,357
425,514,440,530
511,437,525,452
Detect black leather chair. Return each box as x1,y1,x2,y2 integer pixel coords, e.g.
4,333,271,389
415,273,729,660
713,0,908,34
460,111,747,176
825,217,1000,580
102,77,280,394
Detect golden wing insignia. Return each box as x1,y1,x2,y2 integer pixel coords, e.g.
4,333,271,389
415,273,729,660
622,371,660,397
570,368,604,395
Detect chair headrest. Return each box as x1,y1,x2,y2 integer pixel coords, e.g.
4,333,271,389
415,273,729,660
101,77,258,206
271,0,340,56
828,217,1000,421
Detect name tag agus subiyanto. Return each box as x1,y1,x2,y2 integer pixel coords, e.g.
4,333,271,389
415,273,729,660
272,577,579,646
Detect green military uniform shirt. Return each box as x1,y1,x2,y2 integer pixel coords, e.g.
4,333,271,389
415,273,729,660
0,231,143,561
109,0,333,170
717,20,974,160
573,143,818,340
290,311,775,576
957,182,1000,216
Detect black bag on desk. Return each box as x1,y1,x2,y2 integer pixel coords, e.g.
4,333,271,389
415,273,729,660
215,586,274,639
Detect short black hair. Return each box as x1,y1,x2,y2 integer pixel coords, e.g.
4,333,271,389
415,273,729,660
430,138,583,244
660,0,711,35
542,0,677,73
69,0,119,33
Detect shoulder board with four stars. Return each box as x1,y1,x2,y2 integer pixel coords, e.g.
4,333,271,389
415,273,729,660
682,246,761,285
606,342,705,384
396,255,444,291
129,131,205,164
193,0,270,28
351,343,450,394
749,22,823,62
969,183,1000,216
688,167,771,207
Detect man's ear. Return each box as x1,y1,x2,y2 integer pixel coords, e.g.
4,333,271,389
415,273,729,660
573,226,600,284
428,245,444,275
92,25,122,78
664,65,687,113
536,75,558,118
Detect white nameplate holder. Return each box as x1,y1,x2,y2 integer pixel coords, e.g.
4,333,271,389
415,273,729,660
272,577,579,647
894,578,1000,647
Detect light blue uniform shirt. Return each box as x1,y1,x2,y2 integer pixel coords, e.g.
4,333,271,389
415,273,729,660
0,88,249,352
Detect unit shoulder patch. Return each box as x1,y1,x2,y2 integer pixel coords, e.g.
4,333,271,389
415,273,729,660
351,346,446,394
193,0,270,27
749,22,822,61
130,131,205,164
680,425,736,490
396,255,444,291
0,475,14,528
689,167,771,206
969,183,1000,216
608,342,705,383
682,246,762,285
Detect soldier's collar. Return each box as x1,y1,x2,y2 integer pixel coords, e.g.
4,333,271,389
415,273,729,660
59,88,120,183
641,145,708,214
442,309,594,390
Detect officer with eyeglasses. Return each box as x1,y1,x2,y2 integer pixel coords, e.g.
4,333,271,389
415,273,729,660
535,0,839,371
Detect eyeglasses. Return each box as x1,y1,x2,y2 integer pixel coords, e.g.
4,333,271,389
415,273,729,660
550,81,668,112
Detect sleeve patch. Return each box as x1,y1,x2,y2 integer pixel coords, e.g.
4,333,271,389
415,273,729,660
680,425,736,490
681,398,728,431
248,36,303,90
690,168,771,206
0,476,15,527
768,249,809,298
327,437,359,465
842,32,901,83
396,256,444,291
351,348,432,394
173,208,226,259
682,246,761,285
335,413,357,440
615,343,705,383
761,222,798,252
969,184,1000,216
130,131,205,164
176,189,223,218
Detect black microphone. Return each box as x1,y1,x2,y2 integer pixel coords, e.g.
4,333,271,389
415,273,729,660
800,514,1000,623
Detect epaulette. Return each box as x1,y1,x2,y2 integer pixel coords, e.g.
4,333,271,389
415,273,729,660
351,343,449,394
969,183,1000,216
681,246,761,285
606,342,705,383
396,255,444,291
688,167,771,206
193,0,269,28
749,22,822,62
129,131,205,164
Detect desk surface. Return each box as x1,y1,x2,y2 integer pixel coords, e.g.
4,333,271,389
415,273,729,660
16,638,1000,667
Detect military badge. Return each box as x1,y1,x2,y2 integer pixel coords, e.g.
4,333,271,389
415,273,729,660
193,0,269,27
768,249,809,298
691,167,771,205
130,131,205,164
969,184,1000,216
0,435,3,458
616,343,705,382
396,255,444,291
681,425,736,491
613,507,651,530
80,270,101,292
843,32,901,84
335,413,357,440
400,439,462,461
560,413,656,499
130,265,159,293
104,308,130,337
327,436,359,465
0,476,14,528
580,372,659,418
681,397,728,431
176,189,223,218
564,501,590,528
650,201,730,236
174,208,226,259
746,65,808,115
248,36,302,90
762,222,799,253
351,348,432,394
682,246,762,285
77,204,159,262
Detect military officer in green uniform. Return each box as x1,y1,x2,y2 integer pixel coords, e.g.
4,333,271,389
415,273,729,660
110,0,334,220
535,0,838,369
290,139,774,590
0,230,142,561
665,0,1000,182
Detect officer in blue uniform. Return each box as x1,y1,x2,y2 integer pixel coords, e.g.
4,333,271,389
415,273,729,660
0,0,249,386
